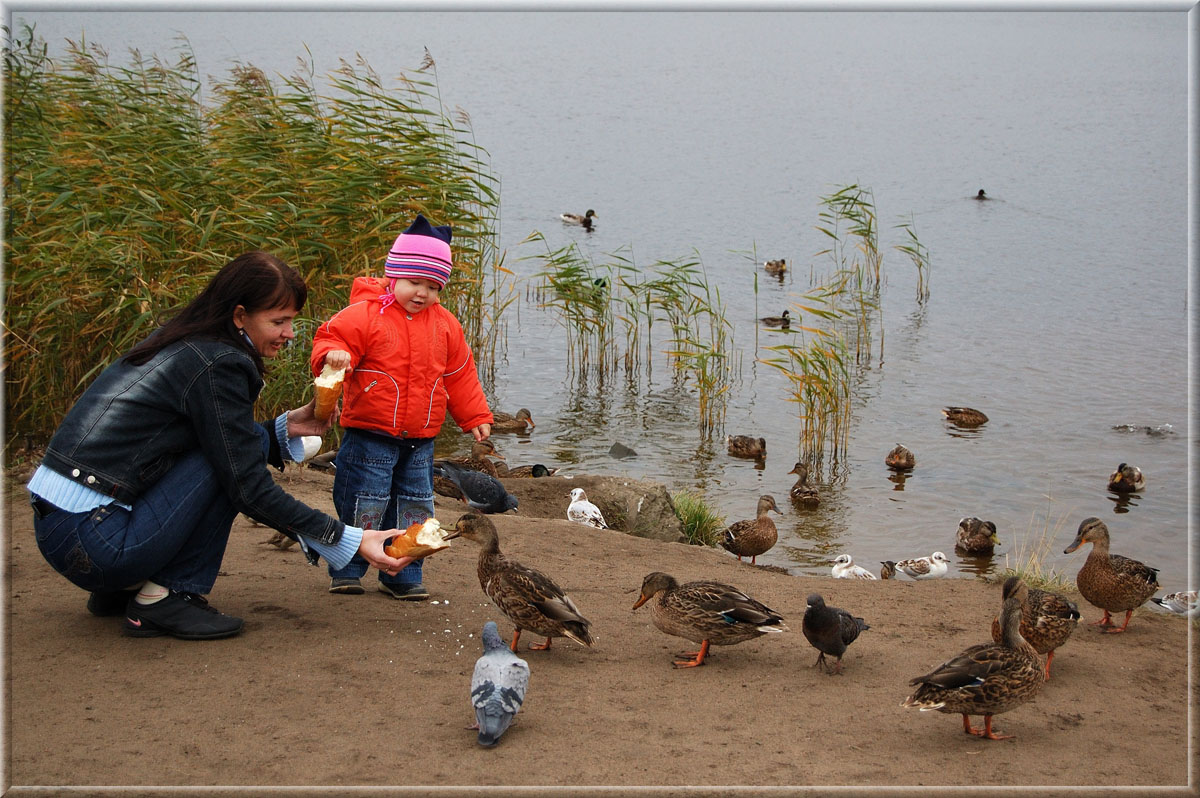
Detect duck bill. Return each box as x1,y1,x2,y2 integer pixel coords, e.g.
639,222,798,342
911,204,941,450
631,594,650,611
1063,536,1083,554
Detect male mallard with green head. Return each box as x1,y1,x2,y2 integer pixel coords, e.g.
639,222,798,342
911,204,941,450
1063,517,1159,633
631,571,787,668
902,576,1045,740
560,209,596,230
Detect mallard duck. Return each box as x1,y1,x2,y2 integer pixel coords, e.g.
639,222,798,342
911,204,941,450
955,517,1000,555
1150,590,1199,617
566,487,608,529
990,586,1079,681
498,463,556,478
885,443,916,470
631,571,788,668
451,513,594,652
560,209,596,229
1063,517,1160,633
759,309,790,328
719,495,781,564
902,576,1045,740
895,551,950,580
787,462,820,507
764,258,787,278
727,434,766,459
880,560,898,580
435,440,505,477
831,554,877,580
1107,462,1145,493
491,408,535,433
942,406,989,427
802,594,869,675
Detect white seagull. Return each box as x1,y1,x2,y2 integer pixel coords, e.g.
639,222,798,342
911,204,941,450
566,487,608,529
831,554,878,580
895,551,950,580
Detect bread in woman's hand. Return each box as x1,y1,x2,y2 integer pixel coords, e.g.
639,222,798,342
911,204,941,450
313,362,346,421
384,518,451,560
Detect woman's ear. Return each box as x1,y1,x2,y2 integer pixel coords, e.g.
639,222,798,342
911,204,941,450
232,304,247,330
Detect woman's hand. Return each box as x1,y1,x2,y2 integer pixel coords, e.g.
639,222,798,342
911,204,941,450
359,527,415,576
286,398,336,437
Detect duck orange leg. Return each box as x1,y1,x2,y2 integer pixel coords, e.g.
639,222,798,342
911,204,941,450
979,715,1014,741
1101,609,1135,634
1044,651,1055,680
510,628,522,652
672,639,710,668
961,714,983,736
1090,610,1115,628
529,636,554,651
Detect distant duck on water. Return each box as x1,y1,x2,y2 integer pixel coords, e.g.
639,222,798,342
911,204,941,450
974,189,990,200
759,309,790,329
561,209,596,230
764,258,787,278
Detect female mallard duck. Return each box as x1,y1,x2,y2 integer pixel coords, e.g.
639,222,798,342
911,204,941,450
902,576,1045,740
1107,462,1145,493
435,440,505,477
1063,517,1160,633
719,495,781,564
885,443,916,470
451,513,594,652
895,551,950,580
727,435,766,459
787,462,820,507
831,554,877,580
759,309,790,328
491,408,535,433
955,517,1000,555
631,571,788,668
764,258,787,278
990,586,1079,680
942,406,988,427
560,209,596,229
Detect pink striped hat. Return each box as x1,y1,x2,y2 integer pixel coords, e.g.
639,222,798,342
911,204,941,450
384,214,453,288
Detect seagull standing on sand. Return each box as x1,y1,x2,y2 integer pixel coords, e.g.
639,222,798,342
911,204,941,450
469,621,530,747
567,487,608,529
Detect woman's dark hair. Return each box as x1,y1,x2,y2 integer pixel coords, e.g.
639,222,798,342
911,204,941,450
124,251,307,374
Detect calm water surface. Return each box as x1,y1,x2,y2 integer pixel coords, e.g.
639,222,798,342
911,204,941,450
14,10,1193,587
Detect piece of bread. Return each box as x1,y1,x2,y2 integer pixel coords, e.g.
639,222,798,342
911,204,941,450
384,518,451,560
313,363,346,422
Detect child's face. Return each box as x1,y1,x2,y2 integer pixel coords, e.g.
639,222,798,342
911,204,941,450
392,277,442,314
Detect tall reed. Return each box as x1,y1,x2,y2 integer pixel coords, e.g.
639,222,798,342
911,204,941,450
895,213,931,303
3,26,507,446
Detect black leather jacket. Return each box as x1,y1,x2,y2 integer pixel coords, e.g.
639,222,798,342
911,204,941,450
40,337,343,547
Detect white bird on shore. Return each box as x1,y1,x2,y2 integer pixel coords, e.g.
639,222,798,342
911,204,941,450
469,621,530,747
1150,590,1198,618
831,554,877,580
567,487,608,529
895,551,950,580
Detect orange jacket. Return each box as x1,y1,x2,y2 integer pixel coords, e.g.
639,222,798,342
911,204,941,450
310,277,492,439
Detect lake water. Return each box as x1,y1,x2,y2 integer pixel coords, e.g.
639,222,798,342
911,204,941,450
12,10,1193,588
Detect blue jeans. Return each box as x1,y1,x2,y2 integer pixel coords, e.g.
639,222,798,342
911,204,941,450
31,430,272,595
329,429,434,586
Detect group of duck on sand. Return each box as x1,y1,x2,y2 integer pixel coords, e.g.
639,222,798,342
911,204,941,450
432,402,1189,746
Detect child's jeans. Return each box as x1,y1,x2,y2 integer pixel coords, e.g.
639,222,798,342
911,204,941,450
328,428,435,586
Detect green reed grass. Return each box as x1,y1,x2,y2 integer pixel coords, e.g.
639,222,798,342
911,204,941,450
671,489,726,548
3,26,509,447
995,499,1079,593
895,213,931,303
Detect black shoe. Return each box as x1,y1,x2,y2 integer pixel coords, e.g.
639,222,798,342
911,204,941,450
378,582,430,601
123,591,244,640
87,589,139,617
329,577,365,594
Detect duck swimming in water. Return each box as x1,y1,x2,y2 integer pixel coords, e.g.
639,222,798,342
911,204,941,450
561,209,596,230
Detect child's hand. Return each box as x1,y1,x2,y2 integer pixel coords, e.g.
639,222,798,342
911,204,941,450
469,423,492,442
324,350,352,372
359,528,415,576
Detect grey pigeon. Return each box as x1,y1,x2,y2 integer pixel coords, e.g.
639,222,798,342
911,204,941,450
470,621,530,747
801,593,869,675
434,461,519,514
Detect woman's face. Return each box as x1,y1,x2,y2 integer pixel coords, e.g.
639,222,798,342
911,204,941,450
234,304,299,359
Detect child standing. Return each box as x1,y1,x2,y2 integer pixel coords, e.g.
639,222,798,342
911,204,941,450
311,215,493,599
